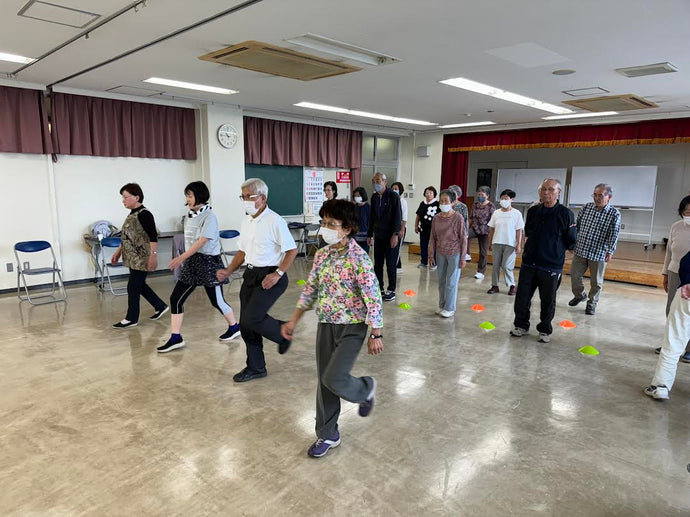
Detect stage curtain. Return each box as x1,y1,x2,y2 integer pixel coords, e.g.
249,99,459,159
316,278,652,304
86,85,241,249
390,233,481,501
0,85,52,154
440,137,468,202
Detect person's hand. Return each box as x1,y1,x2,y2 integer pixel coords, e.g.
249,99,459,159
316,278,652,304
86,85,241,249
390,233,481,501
390,234,399,248
605,253,612,263
663,274,668,293
681,284,690,300
460,260,466,269
488,244,492,252
216,268,230,282
367,335,384,355
414,226,420,234
110,252,120,265
168,256,184,270
281,320,296,341
147,255,157,272
367,237,373,246
262,272,281,289
429,257,435,267
516,246,522,255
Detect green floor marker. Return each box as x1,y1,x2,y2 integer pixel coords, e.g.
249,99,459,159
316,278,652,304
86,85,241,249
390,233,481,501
479,321,496,330
398,302,411,310
296,279,307,285
579,346,599,355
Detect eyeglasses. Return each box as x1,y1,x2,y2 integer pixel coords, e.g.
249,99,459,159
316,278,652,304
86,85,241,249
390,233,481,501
592,194,607,199
239,194,260,201
540,187,559,192
320,221,343,230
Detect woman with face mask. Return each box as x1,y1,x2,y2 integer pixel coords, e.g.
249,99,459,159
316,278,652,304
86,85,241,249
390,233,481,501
352,186,370,253
486,189,524,295
468,186,496,280
429,190,467,317
282,199,383,458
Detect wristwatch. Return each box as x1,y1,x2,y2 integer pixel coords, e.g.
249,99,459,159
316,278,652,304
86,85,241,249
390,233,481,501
369,334,382,340
276,268,285,276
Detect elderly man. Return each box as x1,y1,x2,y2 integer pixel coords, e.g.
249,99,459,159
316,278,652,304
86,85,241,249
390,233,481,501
569,183,621,315
511,178,577,343
367,172,402,301
217,178,297,383
449,185,471,261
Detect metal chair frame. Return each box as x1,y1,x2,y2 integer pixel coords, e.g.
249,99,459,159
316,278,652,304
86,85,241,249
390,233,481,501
219,229,245,285
98,237,127,296
14,240,67,305
297,224,321,259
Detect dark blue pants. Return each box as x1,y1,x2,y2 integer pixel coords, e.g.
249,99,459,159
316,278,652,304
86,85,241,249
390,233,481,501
420,230,431,265
373,234,399,293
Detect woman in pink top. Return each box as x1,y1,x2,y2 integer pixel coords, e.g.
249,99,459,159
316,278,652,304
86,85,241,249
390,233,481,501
429,190,467,317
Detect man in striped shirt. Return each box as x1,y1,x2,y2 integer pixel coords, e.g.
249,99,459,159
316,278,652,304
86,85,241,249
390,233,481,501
569,183,621,315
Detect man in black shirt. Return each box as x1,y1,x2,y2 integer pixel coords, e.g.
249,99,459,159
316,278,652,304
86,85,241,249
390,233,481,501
367,172,402,301
510,178,577,343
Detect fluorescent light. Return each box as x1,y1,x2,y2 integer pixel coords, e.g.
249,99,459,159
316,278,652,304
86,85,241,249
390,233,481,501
286,33,399,66
440,76,572,115
143,77,237,95
0,51,34,64
439,121,496,129
541,111,618,120
294,102,436,126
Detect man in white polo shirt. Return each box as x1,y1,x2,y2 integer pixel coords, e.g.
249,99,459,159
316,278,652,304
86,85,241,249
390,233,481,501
217,178,297,383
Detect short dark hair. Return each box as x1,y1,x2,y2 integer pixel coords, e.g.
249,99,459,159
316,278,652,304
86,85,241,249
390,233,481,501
424,186,437,197
185,181,210,205
500,189,516,199
353,186,368,202
391,182,405,194
120,183,144,203
324,181,338,198
319,199,359,236
478,186,491,196
679,195,690,217
439,189,456,203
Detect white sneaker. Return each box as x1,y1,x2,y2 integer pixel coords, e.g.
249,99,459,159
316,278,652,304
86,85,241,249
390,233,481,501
439,310,455,318
417,263,427,269
429,265,438,271
510,327,527,337
474,272,484,279
465,254,472,261
538,333,551,343
435,308,442,315
644,385,669,400
397,267,403,274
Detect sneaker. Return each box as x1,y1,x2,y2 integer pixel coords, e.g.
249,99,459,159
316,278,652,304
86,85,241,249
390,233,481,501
435,308,442,315
219,323,241,341
538,333,551,343
643,384,669,400
429,265,438,271
487,285,499,294
417,263,427,269
474,272,484,280
465,254,472,261
655,347,661,354
568,294,588,307
112,320,137,329
233,367,268,382
397,267,403,274
157,336,185,353
382,291,396,302
307,433,341,458
682,352,690,363
508,285,516,296
585,304,596,315
359,378,376,417
439,309,455,318
510,327,527,337
149,306,169,320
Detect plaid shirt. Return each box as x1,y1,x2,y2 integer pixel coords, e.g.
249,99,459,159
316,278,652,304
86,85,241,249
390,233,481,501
574,203,621,261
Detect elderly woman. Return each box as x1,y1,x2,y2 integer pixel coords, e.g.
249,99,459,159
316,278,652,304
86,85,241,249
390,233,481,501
656,195,690,360
353,186,370,253
468,186,496,280
111,183,168,329
429,189,467,317
415,186,439,270
449,184,470,261
324,181,338,201
282,199,383,458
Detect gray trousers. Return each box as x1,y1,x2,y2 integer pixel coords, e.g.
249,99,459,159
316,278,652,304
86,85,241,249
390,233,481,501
315,322,374,439
570,254,606,306
491,244,516,287
437,253,461,312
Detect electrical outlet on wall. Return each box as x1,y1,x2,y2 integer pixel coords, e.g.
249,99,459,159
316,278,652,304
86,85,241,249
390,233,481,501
23,261,30,271
6,263,12,273
409,192,414,198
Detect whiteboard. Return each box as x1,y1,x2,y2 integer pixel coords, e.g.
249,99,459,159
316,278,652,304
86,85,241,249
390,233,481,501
496,168,567,204
569,166,657,208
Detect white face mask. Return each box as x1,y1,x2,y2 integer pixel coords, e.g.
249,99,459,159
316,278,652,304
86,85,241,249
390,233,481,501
320,227,344,245
684,216,690,225
243,200,259,216
354,196,363,203
439,204,452,213
500,199,511,209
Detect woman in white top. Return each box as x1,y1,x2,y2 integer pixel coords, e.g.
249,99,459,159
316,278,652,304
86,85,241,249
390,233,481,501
487,189,524,295
391,182,408,273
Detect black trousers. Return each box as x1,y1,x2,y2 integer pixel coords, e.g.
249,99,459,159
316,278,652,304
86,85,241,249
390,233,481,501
373,234,399,293
240,266,290,372
125,269,166,323
468,230,490,274
513,265,562,335
169,281,231,316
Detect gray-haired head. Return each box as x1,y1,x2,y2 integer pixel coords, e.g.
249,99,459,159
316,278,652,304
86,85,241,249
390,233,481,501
372,172,387,181
477,185,491,196
242,178,268,198
439,189,456,203
448,184,463,199
539,178,562,192
594,183,612,197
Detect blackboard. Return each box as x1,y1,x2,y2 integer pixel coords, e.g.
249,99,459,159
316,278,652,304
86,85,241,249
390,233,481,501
569,166,657,208
245,164,303,216
496,168,568,204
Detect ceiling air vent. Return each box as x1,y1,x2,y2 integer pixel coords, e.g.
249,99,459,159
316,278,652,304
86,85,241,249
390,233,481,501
563,94,658,112
615,62,678,78
198,41,362,81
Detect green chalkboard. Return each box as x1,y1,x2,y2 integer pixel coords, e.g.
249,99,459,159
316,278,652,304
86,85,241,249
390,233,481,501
245,164,303,216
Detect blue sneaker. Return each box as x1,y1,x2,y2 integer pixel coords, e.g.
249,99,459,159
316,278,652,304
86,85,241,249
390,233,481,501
358,377,376,417
682,352,690,363
219,323,241,341
157,335,185,353
307,433,341,458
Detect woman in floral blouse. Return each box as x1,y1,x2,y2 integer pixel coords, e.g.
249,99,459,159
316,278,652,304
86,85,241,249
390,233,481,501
282,199,383,459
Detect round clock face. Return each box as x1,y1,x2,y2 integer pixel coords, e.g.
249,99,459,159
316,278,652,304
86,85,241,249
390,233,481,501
217,124,237,149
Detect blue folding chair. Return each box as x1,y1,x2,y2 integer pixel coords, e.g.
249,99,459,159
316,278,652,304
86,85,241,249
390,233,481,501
219,229,245,284
14,241,67,305
98,237,127,296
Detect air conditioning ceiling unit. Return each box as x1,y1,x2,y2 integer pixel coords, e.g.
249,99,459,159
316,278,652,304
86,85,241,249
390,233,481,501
563,94,658,112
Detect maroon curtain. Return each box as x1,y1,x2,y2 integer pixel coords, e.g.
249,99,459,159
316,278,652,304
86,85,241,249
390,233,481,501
440,137,468,202
51,93,196,159
0,86,52,154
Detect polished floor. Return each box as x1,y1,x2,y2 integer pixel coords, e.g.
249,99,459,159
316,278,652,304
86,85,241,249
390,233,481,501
2,249,690,516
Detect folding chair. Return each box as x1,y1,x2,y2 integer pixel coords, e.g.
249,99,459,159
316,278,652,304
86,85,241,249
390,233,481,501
297,224,321,259
98,237,127,296
14,240,67,305
219,229,245,285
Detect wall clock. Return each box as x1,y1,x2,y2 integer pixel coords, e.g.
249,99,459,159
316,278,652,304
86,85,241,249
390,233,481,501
217,123,238,149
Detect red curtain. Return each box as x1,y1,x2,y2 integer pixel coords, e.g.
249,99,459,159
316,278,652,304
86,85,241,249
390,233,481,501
244,116,362,187
0,86,52,154
51,93,196,160
440,136,468,202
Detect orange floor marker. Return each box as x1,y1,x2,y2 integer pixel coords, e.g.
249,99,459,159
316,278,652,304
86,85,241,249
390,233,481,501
471,304,485,312
559,320,577,329
403,290,417,296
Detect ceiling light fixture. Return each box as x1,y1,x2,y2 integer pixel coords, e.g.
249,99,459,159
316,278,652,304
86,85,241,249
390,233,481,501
0,51,34,64
143,77,237,95
438,121,496,129
439,76,572,115
294,102,436,126
541,111,618,120
286,33,400,66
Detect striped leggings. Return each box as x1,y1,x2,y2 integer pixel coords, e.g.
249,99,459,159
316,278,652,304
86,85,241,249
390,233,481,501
169,281,232,315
